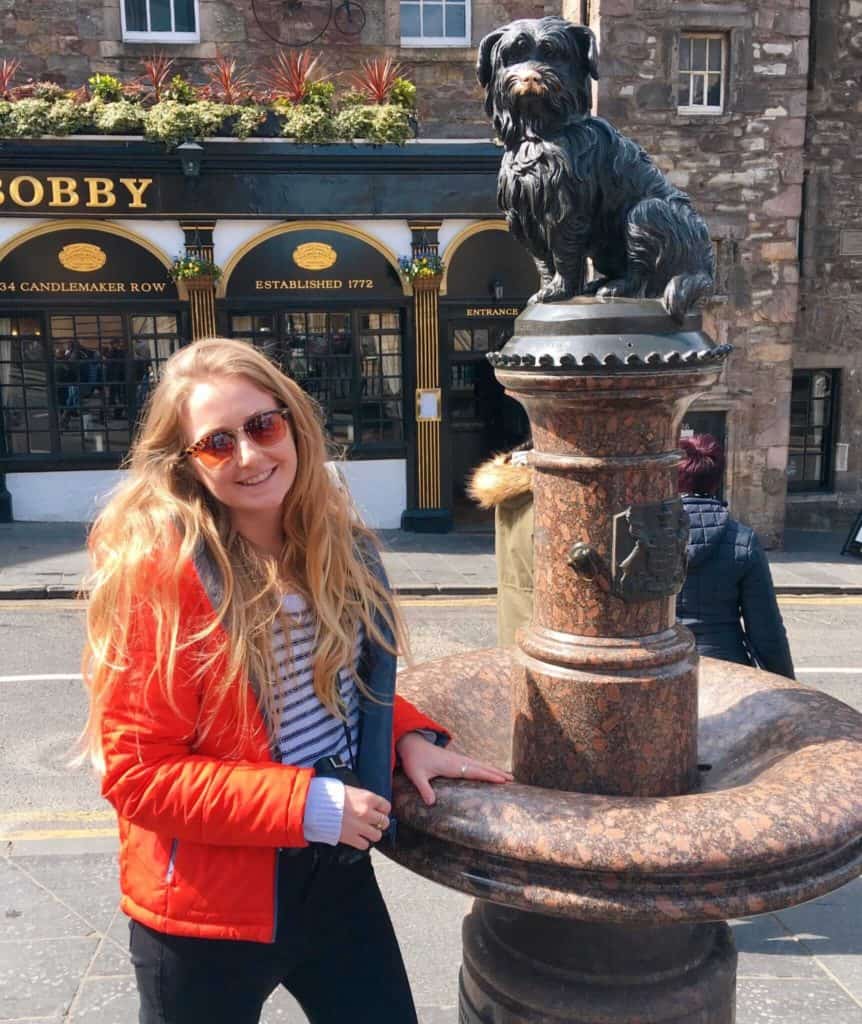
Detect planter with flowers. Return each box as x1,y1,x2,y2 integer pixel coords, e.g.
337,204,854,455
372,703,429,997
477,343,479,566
0,51,420,146
168,255,223,291
399,254,445,291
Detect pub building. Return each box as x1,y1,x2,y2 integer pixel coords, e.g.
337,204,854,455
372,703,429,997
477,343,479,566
0,140,540,530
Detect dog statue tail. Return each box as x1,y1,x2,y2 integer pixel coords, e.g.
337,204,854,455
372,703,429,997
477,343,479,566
663,272,713,322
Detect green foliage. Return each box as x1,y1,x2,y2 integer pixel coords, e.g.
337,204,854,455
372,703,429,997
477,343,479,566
0,101,11,135
143,100,224,147
225,104,266,139
333,103,376,141
389,77,416,110
369,104,411,144
6,99,52,137
398,253,445,280
90,98,145,134
45,98,91,135
165,74,197,104
169,255,223,281
88,73,124,102
303,80,335,110
12,80,67,102
282,103,336,144
339,89,366,108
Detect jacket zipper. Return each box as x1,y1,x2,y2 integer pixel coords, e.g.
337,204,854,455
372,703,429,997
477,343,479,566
165,838,179,883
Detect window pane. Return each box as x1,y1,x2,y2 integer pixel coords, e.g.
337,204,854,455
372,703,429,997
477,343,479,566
707,74,721,107
401,2,420,36
678,77,691,107
150,0,172,31
473,329,489,352
231,315,253,334
445,3,466,38
125,0,148,30
423,3,443,36
679,37,691,71
692,37,707,70
453,329,472,351
804,455,822,482
174,0,195,32
708,38,723,71
692,75,704,106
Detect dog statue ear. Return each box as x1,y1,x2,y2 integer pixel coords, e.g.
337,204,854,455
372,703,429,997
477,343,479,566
476,28,506,89
566,24,600,80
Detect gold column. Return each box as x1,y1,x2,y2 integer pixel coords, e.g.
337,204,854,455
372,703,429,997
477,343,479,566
184,277,218,340
180,221,218,341
413,274,442,509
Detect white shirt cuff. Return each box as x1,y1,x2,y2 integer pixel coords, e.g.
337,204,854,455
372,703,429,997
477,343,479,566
303,776,345,846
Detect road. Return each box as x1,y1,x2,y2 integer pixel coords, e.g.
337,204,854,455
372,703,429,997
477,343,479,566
0,597,860,1024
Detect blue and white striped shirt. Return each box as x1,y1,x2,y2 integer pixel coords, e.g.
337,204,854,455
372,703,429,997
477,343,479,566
272,593,364,845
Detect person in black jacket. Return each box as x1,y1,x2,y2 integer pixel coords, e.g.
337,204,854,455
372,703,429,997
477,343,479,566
676,434,795,679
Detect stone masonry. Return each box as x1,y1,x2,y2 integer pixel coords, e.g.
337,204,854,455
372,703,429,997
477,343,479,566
590,0,809,546
789,0,862,531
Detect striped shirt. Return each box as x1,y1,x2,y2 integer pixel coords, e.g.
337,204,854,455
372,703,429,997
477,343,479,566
272,593,363,770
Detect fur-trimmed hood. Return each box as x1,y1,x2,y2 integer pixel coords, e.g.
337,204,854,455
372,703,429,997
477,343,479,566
468,453,533,509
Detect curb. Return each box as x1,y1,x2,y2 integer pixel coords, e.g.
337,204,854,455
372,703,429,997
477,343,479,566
1,583,861,600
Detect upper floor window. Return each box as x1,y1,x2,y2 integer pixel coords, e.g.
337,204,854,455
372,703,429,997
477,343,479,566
678,33,726,114
121,0,200,42
400,0,469,46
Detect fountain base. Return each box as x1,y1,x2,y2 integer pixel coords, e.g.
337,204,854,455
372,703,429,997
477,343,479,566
461,905,736,1023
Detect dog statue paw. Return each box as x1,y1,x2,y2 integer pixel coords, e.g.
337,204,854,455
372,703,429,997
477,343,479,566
477,17,715,321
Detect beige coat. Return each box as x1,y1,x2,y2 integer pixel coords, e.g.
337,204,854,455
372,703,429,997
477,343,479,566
469,454,534,647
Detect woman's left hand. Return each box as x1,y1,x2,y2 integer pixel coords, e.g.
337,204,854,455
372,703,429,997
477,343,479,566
396,732,513,806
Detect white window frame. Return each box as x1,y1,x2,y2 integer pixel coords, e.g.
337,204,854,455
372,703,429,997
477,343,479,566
399,0,470,47
120,0,201,43
677,33,726,115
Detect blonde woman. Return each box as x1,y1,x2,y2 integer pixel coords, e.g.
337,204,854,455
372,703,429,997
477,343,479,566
82,337,510,1024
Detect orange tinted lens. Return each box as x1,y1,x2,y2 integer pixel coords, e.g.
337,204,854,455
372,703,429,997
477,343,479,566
246,411,287,447
195,431,236,468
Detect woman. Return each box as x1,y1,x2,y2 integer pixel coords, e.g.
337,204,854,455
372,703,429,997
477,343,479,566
676,433,795,678
81,337,510,1024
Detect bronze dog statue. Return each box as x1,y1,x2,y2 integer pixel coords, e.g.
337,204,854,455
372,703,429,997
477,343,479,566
477,17,714,319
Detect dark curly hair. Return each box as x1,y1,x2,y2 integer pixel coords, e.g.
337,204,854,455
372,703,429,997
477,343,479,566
679,433,724,496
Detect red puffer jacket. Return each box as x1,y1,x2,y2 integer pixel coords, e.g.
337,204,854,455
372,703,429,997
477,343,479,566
99,550,445,943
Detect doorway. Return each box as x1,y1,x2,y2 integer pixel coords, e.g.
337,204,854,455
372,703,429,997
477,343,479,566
446,319,529,528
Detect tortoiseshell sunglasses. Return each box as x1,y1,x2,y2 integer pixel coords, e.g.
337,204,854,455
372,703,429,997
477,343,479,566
181,408,291,469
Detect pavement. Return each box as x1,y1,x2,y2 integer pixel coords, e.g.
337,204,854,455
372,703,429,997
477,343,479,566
0,521,860,598
0,521,861,1022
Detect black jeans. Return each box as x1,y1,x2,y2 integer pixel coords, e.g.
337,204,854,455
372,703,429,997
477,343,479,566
129,848,418,1024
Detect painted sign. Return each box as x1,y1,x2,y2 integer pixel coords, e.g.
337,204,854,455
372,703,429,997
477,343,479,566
226,229,405,300
0,229,178,302
0,175,152,212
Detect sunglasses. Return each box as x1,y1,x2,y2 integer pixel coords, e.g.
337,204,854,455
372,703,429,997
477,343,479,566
182,408,292,469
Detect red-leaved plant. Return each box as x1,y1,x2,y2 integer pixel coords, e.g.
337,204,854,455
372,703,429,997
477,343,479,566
202,53,257,105
262,49,327,105
0,58,21,100
139,53,175,104
350,57,403,104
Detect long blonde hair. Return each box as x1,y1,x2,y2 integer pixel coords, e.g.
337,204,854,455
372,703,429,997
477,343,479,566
81,337,407,768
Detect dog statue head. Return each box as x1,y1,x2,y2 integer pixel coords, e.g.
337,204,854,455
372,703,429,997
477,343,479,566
476,17,599,143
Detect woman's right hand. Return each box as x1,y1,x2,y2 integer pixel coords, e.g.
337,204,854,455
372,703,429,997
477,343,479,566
340,786,392,850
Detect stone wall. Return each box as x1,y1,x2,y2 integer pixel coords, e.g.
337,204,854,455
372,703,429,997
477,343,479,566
789,0,862,530
0,0,555,137
591,0,810,546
